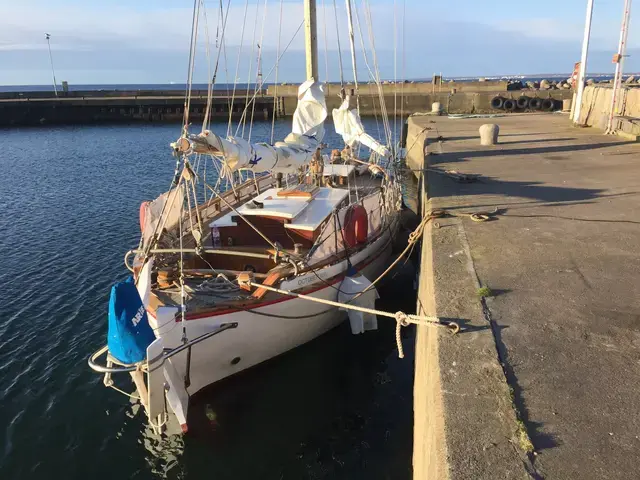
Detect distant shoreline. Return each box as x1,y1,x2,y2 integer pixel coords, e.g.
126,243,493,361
1,73,638,92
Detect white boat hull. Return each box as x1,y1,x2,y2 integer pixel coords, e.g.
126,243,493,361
146,221,397,431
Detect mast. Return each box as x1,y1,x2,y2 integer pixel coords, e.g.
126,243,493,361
304,0,319,80
344,0,360,111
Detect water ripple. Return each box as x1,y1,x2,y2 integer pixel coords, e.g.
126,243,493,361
0,120,412,480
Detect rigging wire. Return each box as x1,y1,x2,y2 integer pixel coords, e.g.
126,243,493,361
270,0,284,144
241,0,262,138
332,0,345,88
219,0,233,118
234,20,305,133
203,0,232,131
201,0,213,132
361,0,393,152
248,0,269,143
352,2,382,143
182,0,202,133
322,0,330,88
400,0,406,151
227,0,251,137
393,0,397,147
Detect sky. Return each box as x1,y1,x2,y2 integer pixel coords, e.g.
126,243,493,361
0,0,638,86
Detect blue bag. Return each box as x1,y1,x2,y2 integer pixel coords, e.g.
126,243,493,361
107,276,156,364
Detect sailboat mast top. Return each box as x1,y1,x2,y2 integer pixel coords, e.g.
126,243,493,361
304,0,319,81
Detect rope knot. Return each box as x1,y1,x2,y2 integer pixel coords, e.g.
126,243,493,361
394,311,411,359
395,311,410,327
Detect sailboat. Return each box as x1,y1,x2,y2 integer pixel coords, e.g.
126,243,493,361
88,0,403,434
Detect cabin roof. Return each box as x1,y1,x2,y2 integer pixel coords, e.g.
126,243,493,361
209,187,349,231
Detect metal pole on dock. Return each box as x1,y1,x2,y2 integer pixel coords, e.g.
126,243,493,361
572,0,594,124
45,33,59,98
303,0,319,81
606,0,633,134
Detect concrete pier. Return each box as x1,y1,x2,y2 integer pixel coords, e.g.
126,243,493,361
409,113,640,479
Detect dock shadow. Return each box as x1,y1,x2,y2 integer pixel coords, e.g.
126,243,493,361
498,137,576,145
430,169,605,204
429,141,633,165
485,298,560,456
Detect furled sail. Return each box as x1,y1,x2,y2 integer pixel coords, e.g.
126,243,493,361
175,80,327,174
332,96,390,157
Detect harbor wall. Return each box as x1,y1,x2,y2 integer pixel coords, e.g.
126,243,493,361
409,120,449,479
0,94,274,126
267,80,510,98
407,116,535,479
0,84,573,126
278,90,573,117
576,85,640,135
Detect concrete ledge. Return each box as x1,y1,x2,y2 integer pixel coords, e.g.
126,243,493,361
409,116,533,479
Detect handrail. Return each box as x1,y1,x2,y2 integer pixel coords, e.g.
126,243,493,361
88,322,238,374
124,247,278,272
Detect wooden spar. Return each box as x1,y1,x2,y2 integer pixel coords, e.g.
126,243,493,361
171,136,221,156
304,0,319,81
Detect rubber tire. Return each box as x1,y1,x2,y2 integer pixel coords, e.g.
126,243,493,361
516,96,530,109
490,96,505,109
503,99,516,111
541,98,555,111
529,98,542,110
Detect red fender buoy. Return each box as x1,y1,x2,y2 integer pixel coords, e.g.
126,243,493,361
342,204,368,248
139,201,150,233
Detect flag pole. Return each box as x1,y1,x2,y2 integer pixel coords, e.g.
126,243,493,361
45,33,59,97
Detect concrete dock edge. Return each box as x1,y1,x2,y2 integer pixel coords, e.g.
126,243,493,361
408,116,534,479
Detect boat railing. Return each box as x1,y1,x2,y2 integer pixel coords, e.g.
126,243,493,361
87,322,238,374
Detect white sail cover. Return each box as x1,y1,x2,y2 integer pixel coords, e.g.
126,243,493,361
196,80,327,174
332,96,390,157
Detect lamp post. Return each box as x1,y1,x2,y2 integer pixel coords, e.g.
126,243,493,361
606,0,633,134
45,33,58,97
572,0,594,124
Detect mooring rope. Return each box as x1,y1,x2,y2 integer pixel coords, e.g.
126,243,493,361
246,279,458,359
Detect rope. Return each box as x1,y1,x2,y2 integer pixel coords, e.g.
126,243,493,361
344,209,435,304
179,195,187,343
247,280,459,358
108,384,140,400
